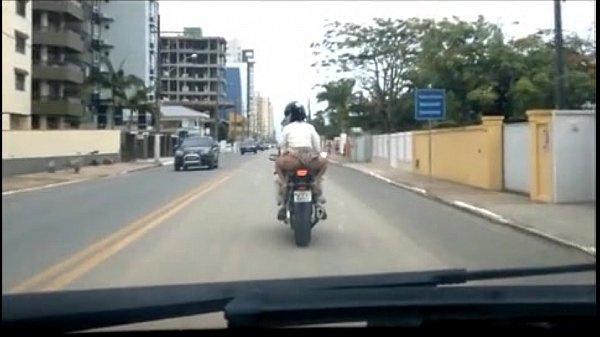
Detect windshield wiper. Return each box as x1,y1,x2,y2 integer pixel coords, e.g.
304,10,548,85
2,263,595,332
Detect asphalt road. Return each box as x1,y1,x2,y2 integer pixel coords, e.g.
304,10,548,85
2,150,595,328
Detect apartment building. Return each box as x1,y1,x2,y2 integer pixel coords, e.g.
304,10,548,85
159,28,230,121
2,0,32,130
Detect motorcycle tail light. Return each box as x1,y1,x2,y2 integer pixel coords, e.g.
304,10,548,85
296,169,308,177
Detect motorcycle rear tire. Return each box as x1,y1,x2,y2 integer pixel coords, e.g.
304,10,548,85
292,202,312,247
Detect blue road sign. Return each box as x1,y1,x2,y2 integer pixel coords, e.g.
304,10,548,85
415,89,445,120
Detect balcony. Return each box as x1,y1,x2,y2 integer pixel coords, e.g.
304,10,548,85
33,63,84,84
33,28,85,52
32,97,85,117
91,37,114,50
92,11,114,23
33,0,84,21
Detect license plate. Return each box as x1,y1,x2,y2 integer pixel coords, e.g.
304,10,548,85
293,191,312,203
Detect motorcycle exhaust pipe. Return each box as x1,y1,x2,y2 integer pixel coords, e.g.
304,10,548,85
316,206,327,220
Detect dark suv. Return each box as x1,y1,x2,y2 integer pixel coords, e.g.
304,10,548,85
174,136,219,171
240,140,258,155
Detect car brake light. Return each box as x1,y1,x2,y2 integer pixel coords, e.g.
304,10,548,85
296,169,308,177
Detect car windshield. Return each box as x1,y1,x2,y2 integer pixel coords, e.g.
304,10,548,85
2,0,595,331
182,137,213,147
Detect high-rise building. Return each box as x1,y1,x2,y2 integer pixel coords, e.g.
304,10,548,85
85,0,117,129
226,38,242,63
256,94,274,139
30,0,91,129
267,99,274,141
159,28,229,123
102,0,158,95
2,0,32,130
241,49,255,136
225,67,242,115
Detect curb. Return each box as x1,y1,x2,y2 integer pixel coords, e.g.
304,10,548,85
331,160,596,258
2,163,165,196
117,162,167,175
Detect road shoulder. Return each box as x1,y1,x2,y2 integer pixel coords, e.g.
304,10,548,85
2,161,168,196
329,156,596,257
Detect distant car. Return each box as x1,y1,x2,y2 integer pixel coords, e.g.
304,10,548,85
257,142,268,151
240,140,258,155
174,136,219,171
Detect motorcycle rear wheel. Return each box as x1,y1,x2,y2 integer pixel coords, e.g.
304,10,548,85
291,202,312,247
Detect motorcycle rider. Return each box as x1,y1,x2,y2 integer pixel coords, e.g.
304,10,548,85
275,101,327,220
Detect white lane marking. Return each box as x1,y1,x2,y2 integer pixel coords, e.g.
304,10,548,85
452,200,596,257
452,201,511,224
359,168,428,195
340,163,595,257
2,179,89,196
3,164,162,196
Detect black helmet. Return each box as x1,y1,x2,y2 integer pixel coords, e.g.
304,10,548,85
284,101,307,122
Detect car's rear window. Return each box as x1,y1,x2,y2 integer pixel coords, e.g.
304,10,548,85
183,137,213,147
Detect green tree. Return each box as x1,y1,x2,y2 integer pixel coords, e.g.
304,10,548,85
313,18,421,131
315,78,356,132
84,58,145,128
125,84,155,131
312,17,596,132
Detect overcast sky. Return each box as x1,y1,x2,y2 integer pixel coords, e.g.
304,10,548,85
158,0,596,131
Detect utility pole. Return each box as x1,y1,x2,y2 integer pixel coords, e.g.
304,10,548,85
554,0,566,109
154,14,161,133
246,62,251,138
153,13,161,164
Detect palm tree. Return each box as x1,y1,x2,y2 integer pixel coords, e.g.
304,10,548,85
84,57,145,128
125,84,155,131
315,78,356,132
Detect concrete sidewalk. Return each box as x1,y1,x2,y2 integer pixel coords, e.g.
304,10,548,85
329,155,596,256
2,161,164,195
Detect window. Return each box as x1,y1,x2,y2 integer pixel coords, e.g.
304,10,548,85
15,32,26,54
31,115,40,129
15,70,26,91
49,83,61,98
32,81,40,100
47,117,59,130
16,0,26,17
32,46,41,64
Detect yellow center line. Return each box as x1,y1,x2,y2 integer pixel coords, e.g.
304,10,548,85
9,165,245,293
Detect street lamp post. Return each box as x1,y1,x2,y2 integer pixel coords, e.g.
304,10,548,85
554,0,566,109
153,14,161,164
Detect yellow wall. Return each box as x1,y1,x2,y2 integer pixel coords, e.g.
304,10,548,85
527,110,553,202
412,116,504,190
2,0,32,127
2,130,122,159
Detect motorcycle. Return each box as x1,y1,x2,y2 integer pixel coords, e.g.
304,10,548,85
269,153,327,247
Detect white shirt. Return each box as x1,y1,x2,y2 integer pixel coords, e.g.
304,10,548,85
280,121,321,152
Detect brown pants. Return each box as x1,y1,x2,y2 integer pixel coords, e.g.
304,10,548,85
275,148,327,196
